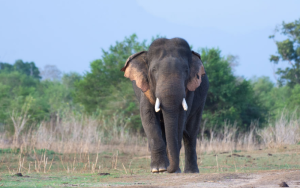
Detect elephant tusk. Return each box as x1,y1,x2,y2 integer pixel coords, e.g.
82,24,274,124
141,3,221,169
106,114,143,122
182,98,188,111
155,98,161,112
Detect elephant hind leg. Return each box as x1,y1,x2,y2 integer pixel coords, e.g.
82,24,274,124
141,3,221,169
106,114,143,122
183,135,199,173
183,109,202,173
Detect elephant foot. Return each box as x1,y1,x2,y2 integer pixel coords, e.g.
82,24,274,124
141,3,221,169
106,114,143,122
150,154,168,173
184,166,199,173
165,167,181,173
174,168,181,173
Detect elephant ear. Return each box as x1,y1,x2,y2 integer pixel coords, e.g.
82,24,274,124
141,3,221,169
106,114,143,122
121,51,149,92
187,51,206,91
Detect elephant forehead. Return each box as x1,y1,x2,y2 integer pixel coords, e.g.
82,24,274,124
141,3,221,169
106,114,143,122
148,40,192,62
151,56,189,69
149,49,191,63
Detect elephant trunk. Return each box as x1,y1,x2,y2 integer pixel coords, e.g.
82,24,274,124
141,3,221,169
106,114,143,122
162,108,180,173
156,77,186,173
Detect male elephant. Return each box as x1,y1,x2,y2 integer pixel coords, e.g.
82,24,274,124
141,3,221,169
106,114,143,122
121,38,209,173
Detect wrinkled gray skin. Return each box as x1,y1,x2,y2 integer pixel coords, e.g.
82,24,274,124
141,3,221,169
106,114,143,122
121,38,209,173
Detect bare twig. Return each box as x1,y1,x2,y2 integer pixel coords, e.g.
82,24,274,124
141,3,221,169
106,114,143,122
122,163,127,174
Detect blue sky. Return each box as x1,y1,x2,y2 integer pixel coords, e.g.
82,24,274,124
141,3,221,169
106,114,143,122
1,0,299,81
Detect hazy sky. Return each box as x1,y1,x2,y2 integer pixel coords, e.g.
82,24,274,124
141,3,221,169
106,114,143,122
1,0,300,81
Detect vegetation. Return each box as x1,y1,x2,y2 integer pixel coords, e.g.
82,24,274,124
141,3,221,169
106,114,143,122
269,18,300,87
0,140,300,187
0,20,300,185
200,48,265,130
1,19,300,140
0,61,83,134
74,34,148,132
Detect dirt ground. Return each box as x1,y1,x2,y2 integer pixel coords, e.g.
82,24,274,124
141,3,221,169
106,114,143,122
1,146,300,187
108,170,300,188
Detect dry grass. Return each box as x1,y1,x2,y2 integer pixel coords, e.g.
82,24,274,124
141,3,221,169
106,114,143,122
0,114,148,155
0,110,299,156
0,111,299,187
258,111,300,148
0,111,300,187
196,121,258,154
196,112,300,154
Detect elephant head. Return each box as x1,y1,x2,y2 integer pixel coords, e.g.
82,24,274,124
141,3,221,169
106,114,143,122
121,38,205,172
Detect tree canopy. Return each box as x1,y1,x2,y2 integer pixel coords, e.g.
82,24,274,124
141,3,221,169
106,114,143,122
0,60,41,79
270,18,300,87
74,34,148,131
200,48,266,130
1,30,299,135
0,62,82,132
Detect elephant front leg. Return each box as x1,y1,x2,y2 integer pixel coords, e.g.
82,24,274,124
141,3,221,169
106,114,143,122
140,94,168,173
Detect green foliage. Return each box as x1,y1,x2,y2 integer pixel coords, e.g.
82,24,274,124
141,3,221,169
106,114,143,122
270,18,300,87
62,72,82,90
75,34,147,110
251,76,300,119
0,71,41,127
0,148,20,154
74,34,149,131
0,62,83,133
2,33,299,135
33,149,56,155
287,84,300,110
0,60,41,79
251,77,276,115
0,60,42,127
200,48,265,130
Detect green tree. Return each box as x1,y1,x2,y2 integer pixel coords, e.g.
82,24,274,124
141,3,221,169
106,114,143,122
74,34,149,131
251,76,300,119
62,72,82,90
251,76,275,113
270,18,300,87
287,84,300,110
0,62,13,72
0,62,83,133
0,60,41,79
0,71,43,131
201,48,265,130
75,34,147,111
37,73,83,117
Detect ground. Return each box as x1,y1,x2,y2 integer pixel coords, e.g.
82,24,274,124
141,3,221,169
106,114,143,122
1,169,300,187
0,145,300,187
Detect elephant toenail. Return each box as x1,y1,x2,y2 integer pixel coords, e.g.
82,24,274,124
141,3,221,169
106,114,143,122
151,168,159,173
159,167,167,172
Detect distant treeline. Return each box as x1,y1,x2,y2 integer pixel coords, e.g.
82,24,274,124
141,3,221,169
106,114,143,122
1,19,300,134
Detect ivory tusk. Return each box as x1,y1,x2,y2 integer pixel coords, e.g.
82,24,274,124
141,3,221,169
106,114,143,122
155,98,160,112
182,98,188,111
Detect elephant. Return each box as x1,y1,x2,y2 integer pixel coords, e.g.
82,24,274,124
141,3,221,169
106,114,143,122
121,38,209,173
